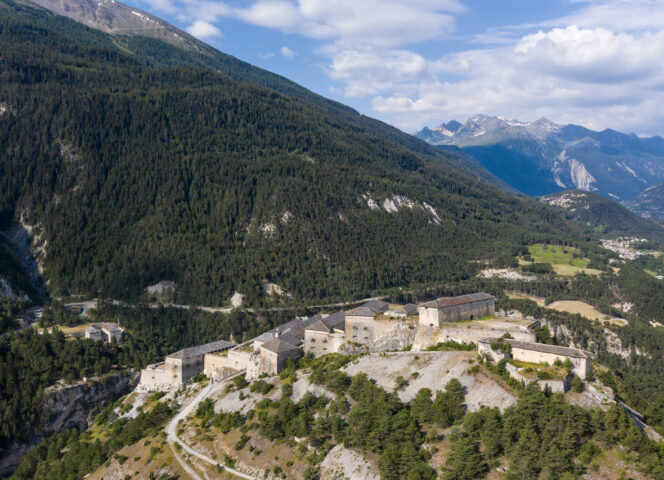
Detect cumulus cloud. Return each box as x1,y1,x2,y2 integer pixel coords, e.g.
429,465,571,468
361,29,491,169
280,46,295,59
186,20,223,39
139,0,664,135
373,24,664,133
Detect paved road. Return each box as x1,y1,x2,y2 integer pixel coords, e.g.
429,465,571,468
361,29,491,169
65,294,388,316
166,381,256,480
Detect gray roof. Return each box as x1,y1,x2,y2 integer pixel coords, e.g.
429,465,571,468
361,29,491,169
480,338,590,359
421,293,494,309
396,303,417,315
276,332,303,347
261,337,300,354
346,300,389,317
102,324,123,333
305,311,345,333
168,339,236,359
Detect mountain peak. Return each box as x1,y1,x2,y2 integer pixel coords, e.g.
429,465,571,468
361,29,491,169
29,0,206,51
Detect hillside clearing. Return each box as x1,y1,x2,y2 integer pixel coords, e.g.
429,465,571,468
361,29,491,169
546,301,627,326
342,351,517,412
524,244,604,276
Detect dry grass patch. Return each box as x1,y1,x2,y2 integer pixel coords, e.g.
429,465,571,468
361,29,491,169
546,301,627,326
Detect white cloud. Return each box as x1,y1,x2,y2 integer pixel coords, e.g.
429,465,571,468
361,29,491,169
373,24,664,133
328,48,428,97
280,46,295,59
139,0,664,135
186,20,223,39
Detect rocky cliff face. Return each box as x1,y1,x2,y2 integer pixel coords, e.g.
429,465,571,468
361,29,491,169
0,372,134,477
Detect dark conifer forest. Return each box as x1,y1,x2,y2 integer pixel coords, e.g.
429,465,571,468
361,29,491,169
0,0,586,305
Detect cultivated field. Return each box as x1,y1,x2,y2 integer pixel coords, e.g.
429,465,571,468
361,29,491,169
524,244,603,276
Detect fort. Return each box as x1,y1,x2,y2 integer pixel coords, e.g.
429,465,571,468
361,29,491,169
478,338,591,392
139,339,235,390
419,293,495,326
137,292,592,393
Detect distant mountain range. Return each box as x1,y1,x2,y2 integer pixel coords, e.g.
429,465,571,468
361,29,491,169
415,115,664,206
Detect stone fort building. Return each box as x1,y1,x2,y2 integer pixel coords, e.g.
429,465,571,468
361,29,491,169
419,293,495,327
139,339,235,390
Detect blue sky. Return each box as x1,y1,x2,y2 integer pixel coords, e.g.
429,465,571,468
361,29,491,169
128,0,664,135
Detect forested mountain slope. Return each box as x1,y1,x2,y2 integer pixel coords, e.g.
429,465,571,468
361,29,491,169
0,0,589,305
624,182,664,222
539,190,664,243
21,0,506,189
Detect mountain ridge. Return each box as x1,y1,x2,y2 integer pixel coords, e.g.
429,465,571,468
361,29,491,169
416,114,664,201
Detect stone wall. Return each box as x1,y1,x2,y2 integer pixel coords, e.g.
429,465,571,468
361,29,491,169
228,348,252,370
412,325,536,351
246,348,302,380
504,363,570,393
477,342,510,363
304,330,345,357
510,346,589,379
345,316,412,345
203,354,228,379
139,363,168,391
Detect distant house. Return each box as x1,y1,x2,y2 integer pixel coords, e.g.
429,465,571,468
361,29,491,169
304,312,346,357
101,324,124,343
418,293,495,327
84,325,104,341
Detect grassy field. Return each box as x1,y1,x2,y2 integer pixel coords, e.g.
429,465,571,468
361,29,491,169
524,244,603,276
508,359,568,380
546,301,628,326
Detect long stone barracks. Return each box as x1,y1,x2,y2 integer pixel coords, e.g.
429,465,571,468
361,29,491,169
419,292,495,326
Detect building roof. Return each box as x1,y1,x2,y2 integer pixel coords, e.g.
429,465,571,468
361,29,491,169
480,338,590,359
396,303,418,315
260,337,300,354
276,332,303,347
305,311,345,333
168,339,236,359
421,293,494,309
346,300,389,317
101,324,123,333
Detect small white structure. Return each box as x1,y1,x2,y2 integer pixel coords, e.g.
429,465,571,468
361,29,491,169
230,292,244,308
84,325,104,341
101,325,124,343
